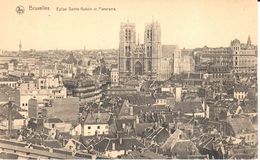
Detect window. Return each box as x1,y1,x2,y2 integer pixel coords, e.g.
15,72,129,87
88,126,91,129
97,126,100,129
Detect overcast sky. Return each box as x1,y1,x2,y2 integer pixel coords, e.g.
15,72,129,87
0,0,257,50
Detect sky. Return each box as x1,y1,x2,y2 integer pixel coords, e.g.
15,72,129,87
0,0,258,50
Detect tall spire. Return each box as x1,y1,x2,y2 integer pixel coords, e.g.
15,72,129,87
247,35,252,46
19,40,22,53
137,33,140,45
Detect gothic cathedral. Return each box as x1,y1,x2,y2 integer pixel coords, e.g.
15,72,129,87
118,21,162,82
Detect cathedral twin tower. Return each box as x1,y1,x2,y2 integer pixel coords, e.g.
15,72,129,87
118,21,162,82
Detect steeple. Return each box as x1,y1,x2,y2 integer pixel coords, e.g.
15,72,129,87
137,33,140,45
247,35,252,46
19,40,22,53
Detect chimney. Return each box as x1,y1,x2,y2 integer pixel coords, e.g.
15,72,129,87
7,101,13,136
119,137,122,144
129,106,133,116
179,134,182,140
112,142,116,150
136,115,139,124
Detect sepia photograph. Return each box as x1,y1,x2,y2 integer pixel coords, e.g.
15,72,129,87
0,0,258,159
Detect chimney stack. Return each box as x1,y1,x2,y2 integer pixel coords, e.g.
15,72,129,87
129,106,133,116
119,137,123,144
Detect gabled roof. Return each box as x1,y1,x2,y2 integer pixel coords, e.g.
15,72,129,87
240,100,257,113
228,117,255,135
84,112,111,124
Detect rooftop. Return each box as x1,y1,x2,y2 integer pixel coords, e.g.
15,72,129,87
84,112,111,124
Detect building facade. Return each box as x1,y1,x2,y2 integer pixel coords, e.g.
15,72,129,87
231,37,257,74
118,21,162,82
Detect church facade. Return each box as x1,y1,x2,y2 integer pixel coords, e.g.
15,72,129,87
118,21,162,82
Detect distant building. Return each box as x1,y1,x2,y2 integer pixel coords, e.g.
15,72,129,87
233,85,248,101
118,21,162,82
226,117,257,145
19,79,67,113
106,86,137,96
231,36,257,73
46,97,80,123
206,65,233,83
0,77,19,89
111,66,119,86
194,46,232,67
159,57,174,80
63,74,102,103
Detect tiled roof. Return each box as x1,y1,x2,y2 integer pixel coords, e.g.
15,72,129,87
171,140,199,158
84,112,111,124
0,104,25,120
43,140,62,148
0,92,9,103
173,101,203,113
240,100,257,113
228,117,255,135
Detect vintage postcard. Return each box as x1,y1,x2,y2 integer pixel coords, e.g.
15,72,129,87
0,0,258,159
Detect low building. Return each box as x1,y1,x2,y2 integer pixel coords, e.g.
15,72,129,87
63,74,102,103
233,85,248,101
94,137,145,158
226,116,257,145
83,112,111,136
111,66,119,86
46,97,80,123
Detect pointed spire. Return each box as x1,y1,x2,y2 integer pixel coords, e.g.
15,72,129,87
247,35,251,46
19,40,22,53
137,33,140,45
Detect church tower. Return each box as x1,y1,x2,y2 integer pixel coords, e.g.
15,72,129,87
144,21,162,77
19,40,22,54
118,21,136,82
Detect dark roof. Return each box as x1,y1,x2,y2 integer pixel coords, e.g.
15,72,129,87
94,137,145,152
0,92,9,103
171,141,199,158
46,118,63,123
228,117,255,135
135,123,155,137
116,94,155,106
240,100,257,113
84,112,111,124
0,104,25,120
122,150,167,159
173,101,203,113
43,140,62,148
234,85,248,92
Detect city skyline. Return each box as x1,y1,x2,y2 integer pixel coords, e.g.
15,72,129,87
0,0,257,50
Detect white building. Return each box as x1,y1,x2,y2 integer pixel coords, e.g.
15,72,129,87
19,78,67,114
83,112,111,136
111,67,119,85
